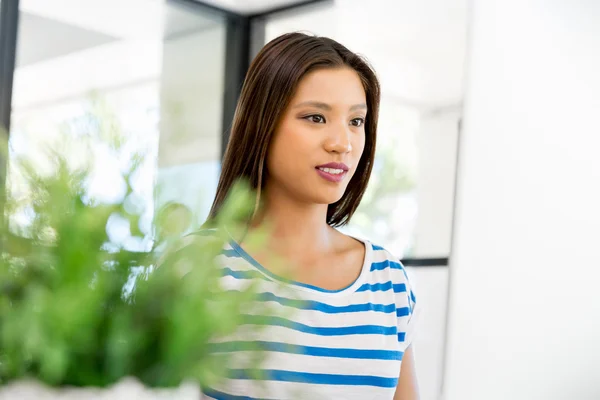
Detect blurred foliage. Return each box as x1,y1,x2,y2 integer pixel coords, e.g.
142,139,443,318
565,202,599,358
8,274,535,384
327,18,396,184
0,113,267,388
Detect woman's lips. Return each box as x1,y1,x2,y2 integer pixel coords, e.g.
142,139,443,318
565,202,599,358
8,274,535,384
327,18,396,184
315,166,348,183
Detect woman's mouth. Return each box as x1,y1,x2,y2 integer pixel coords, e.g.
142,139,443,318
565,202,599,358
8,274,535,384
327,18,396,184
315,163,349,183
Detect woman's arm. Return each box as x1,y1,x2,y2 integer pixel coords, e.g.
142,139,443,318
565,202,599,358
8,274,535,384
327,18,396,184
394,346,420,400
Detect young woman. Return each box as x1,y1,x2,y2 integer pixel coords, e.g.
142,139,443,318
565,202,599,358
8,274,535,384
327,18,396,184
205,32,419,400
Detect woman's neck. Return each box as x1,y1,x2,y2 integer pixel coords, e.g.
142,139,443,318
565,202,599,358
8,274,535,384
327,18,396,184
249,190,335,256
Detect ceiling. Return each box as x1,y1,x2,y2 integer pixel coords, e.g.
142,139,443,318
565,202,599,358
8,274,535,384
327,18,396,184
16,12,117,67
13,0,221,109
18,0,220,47
193,0,314,15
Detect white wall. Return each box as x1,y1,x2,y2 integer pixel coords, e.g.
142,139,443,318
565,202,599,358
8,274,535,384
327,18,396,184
408,266,449,400
443,1,600,399
409,108,460,400
409,108,461,400
414,109,461,258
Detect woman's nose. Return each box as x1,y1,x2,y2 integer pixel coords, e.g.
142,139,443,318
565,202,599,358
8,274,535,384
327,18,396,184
324,125,352,153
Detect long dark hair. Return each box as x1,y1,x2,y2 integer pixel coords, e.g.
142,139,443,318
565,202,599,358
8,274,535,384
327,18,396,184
209,32,380,227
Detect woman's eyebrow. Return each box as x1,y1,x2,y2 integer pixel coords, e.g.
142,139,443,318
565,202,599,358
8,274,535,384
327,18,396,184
293,101,331,110
349,103,368,111
293,101,367,111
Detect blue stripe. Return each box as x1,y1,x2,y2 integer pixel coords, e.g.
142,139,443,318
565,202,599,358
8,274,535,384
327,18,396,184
228,369,399,388
242,315,397,336
372,244,385,251
397,332,406,342
248,291,396,314
410,290,416,304
396,307,410,317
221,249,241,258
211,340,402,361
221,267,269,281
370,260,404,272
356,282,407,293
228,240,361,294
394,283,407,293
202,388,272,400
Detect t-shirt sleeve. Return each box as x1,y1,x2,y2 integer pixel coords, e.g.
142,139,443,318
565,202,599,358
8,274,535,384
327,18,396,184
393,259,420,350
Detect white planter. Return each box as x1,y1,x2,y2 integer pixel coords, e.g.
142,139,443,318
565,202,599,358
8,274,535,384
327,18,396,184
0,378,201,400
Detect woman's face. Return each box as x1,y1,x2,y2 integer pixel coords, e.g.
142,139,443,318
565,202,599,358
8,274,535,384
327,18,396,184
266,67,367,206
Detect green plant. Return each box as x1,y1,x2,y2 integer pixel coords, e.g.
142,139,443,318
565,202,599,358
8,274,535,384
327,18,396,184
0,128,264,389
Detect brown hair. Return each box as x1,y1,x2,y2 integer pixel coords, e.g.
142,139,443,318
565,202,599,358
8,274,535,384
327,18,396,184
208,32,380,227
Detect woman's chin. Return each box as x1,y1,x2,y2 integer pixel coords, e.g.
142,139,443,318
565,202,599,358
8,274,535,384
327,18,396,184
312,191,346,206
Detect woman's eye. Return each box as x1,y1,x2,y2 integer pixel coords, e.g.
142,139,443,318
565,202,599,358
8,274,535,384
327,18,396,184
351,118,365,127
305,115,326,123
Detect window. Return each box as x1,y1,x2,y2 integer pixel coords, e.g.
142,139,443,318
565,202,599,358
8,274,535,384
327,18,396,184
263,1,466,259
6,0,465,260
8,0,227,247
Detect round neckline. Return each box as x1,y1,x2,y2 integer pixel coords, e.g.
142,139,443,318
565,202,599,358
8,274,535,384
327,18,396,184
226,231,372,297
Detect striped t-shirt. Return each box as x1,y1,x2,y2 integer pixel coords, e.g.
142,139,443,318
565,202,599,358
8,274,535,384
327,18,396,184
202,236,418,400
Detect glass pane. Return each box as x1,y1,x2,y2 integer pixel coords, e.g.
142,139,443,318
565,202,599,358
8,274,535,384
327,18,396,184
264,1,466,259
157,2,226,232
9,0,226,247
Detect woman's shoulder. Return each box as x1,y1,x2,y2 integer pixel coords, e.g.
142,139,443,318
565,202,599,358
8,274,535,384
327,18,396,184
367,242,418,322
365,241,413,282
364,240,405,266
158,228,225,261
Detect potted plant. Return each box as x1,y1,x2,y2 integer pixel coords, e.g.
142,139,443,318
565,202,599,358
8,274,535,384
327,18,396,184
0,126,267,399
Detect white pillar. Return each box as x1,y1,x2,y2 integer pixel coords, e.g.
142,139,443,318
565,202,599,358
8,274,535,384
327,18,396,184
414,108,461,258
443,1,600,399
